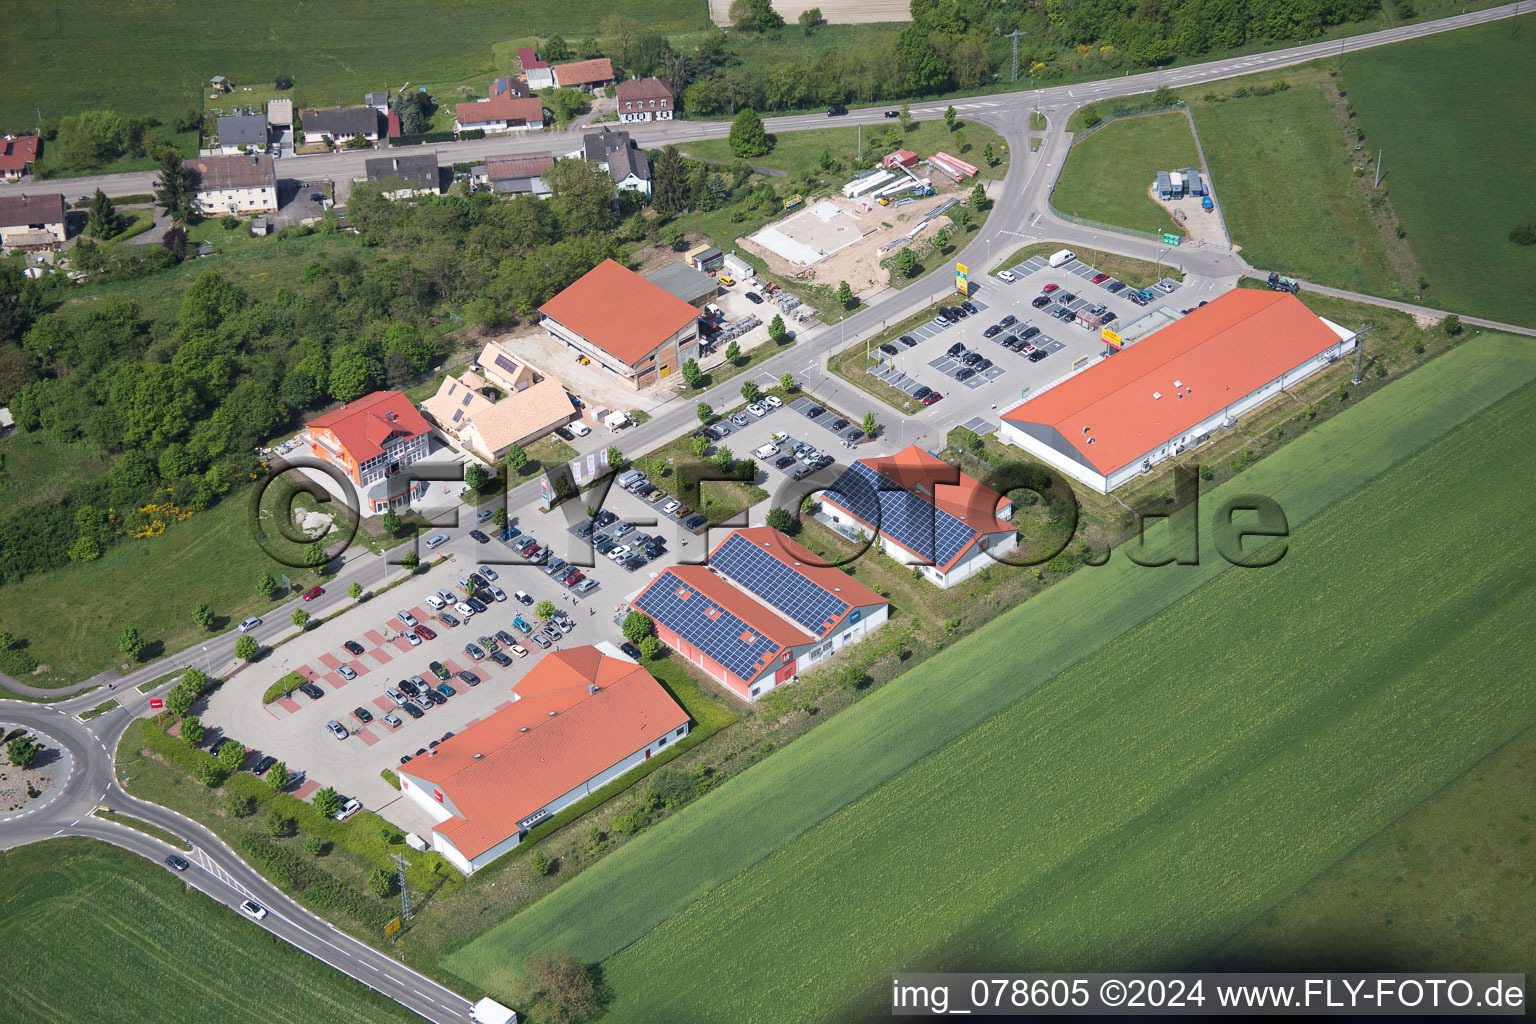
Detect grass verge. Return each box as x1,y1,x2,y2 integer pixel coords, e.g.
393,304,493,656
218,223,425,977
1052,111,1200,237
93,807,188,848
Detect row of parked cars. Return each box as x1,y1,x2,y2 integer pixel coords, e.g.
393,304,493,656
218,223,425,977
611,471,711,533
931,299,981,327
758,434,835,480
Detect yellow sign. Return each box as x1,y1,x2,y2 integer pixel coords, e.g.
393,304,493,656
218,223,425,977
385,916,403,939
955,263,969,295
1101,328,1123,348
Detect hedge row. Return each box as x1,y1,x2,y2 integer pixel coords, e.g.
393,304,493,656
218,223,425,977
262,671,308,704
393,130,456,145
241,833,395,930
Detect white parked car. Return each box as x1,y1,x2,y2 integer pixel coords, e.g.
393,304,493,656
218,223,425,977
423,594,445,610
997,269,1017,282
403,631,422,647
606,545,631,561
570,422,591,436
745,402,766,417
385,687,407,706
754,444,780,459
396,610,418,628
326,719,348,740
763,395,783,408
662,500,681,515
333,798,362,821
239,900,268,921
489,585,507,602
455,602,475,618
477,565,498,581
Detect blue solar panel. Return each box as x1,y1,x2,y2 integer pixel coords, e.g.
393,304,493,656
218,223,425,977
634,571,778,681
712,533,849,637
823,461,980,568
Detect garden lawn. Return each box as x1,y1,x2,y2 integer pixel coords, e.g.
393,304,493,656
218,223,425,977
1338,20,1536,327
0,839,422,1024
593,371,1536,1020
1051,112,1200,236
1194,84,1401,297
444,331,1536,999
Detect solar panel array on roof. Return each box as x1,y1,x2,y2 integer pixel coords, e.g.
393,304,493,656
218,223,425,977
711,533,849,637
824,461,979,568
494,353,519,378
634,571,777,680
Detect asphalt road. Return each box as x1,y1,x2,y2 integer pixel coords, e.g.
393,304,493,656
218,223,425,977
2,5,1530,1018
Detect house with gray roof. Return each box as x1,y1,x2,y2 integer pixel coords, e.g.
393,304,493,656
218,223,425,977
301,106,381,146
217,113,269,154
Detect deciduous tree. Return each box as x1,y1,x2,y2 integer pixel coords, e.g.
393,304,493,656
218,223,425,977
218,737,246,770
312,786,343,818
119,626,146,661
728,109,771,159
765,506,793,532
234,635,259,661
622,611,654,644
505,444,529,476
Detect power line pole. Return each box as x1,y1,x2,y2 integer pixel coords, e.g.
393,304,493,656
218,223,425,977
1374,150,1382,189
391,852,413,921
1006,30,1027,82
1351,323,1374,385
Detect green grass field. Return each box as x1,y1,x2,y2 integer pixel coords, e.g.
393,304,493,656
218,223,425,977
592,372,1536,1020
0,839,421,1024
1052,112,1199,236
1193,82,1403,298
1338,21,1536,327
444,332,1536,1002
680,119,1009,181
0,429,112,507
1212,721,1536,974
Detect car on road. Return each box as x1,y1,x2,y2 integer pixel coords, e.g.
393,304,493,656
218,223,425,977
396,610,418,628
1032,295,1051,308
301,586,324,601
403,630,422,647
1042,283,1059,294
385,686,407,706
239,900,268,921
353,706,373,724
382,713,403,728
884,109,899,117
334,798,362,822
464,642,485,661
1091,273,1110,283
238,617,261,632
326,719,348,740
436,681,457,698
337,664,356,680
343,640,365,656
997,270,1016,283
513,590,533,605
165,854,190,872
827,104,848,116
474,509,494,523
298,681,324,699
468,529,489,543
401,701,424,719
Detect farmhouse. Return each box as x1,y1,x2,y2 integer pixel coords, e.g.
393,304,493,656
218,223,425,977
301,106,381,145
616,78,674,123
216,113,268,154
454,92,545,134
420,339,577,463
631,528,889,701
303,390,434,514
819,445,1018,589
397,646,689,875
519,47,554,90
552,58,615,90
576,129,651,196
189,154,277,215
0,135,41,181
998,289,1358,494
538,258,700,388
364,152,441,198
0,193,66,251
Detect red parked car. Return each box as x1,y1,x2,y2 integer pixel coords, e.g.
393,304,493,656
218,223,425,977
414,624,437,641
1091,273,1110,283
301,587,324,601
921,391,943,405
1042,283,1059,293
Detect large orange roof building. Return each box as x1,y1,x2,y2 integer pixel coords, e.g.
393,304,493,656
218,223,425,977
538,259,701,388
999,290,1356,493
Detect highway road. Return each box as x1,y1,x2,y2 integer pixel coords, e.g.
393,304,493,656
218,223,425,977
2,5,1529,1019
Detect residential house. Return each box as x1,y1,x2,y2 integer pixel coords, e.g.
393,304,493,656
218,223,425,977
420,340,577,463
538,258,700,388
363,152,441,198
301,106,381,145
189,154,277,215
490,76,530,99
0,193,66,251
473,152,557,197
631,528,889,700
519,47,554,90
819,445,1018,589
266,98,294,128
454,93,545,134
615,78,674,123
576,128,651,196
216,113,268,154
397,646,689,875
364,91,389,113
551,58,615,91
303,390,434,514
0,135,41,182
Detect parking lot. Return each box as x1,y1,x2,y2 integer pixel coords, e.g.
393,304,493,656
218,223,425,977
864,255,1183,408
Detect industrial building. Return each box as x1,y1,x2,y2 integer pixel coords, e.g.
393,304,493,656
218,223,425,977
631,528,889,700
538,259,701,388
998,290,1357,494
398,646,689,874
642,261,722,307
818,446,1017,589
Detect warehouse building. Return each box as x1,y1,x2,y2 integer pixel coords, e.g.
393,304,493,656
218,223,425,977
998,290,1357,494
631,528,889,700
642,261,722,307
819,445,1017,589
398,646,689,874
538,258,701,388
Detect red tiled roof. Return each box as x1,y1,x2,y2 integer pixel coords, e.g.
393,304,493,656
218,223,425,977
1001,290,1348,474
306,391,431,463
455,94,544,126
518,47,548,71
552,58,614,87
484,152,555,181
405,648,688,859
860,445,1012,535
0,136,40,172
616,77,673,104
634,564,817,673
539,259,700,367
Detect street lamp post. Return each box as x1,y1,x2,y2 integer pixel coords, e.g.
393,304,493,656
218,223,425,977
201,645,209,675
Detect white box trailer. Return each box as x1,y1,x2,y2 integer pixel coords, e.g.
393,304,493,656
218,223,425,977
468,996,517,1024
603,411,631,430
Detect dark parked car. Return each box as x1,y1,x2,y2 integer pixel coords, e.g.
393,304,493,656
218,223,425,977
684,514,708,530
401,702,424,719
620,641,642,658
913,385,933,402
1028,349,1050,362
999,314,1017,327
1032,295,1052,309
353,706,373,724
878,343,898,355
252,755,278,776
947,343,966,358
975,358,992,372
490,650,512,667
897,334,918,348
456,670,480,686
806,406,824,419
831,418,849,430
745,291,764,304
983,325,1002,338
554,426,575,441
961,300,978,315
342,640,365,656
775,454,796,469
466,596,488,613
956,368,975,381
298,681,324,700
425,690,447,706
1059,291,1077,303
399,678,420,697
1020,326,1041,340
1106,281,1126,293
961,351,982,366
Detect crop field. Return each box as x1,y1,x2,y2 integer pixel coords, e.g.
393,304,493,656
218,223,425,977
1194,83,1402,298
0,839,420,1024
591,360,1536,1021
444,332,1536,1000
1051,112,1200,236
1338,20,1536,328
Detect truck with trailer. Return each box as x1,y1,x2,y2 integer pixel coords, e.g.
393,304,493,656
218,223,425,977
1266,272,1300,294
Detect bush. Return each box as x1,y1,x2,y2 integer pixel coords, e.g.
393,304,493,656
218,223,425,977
530,850,554,876
645,765,694,810
304,834,330,856
223,792,255,818
1232,86,1249,98
1441,314,1463,336
263,808,297,837
241,834,394,929
189,758,226,787
1509,224,1536,246
611,809,647,835
1271,79,1289,92
367,867,398,898
263,671,307,704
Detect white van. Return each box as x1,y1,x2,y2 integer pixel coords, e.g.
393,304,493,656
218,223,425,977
570,421,591,437
1048,249,1076,268
424,533,450,549
754,443,780,459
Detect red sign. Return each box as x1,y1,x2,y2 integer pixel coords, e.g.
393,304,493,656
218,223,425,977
433,788,444,803
149,698,164,709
